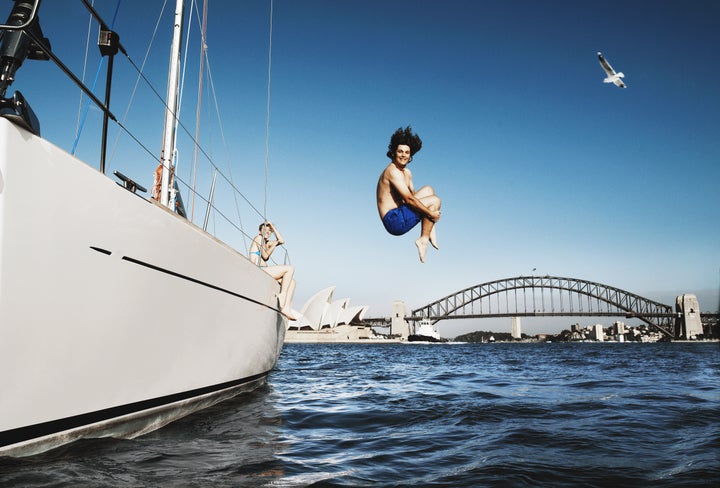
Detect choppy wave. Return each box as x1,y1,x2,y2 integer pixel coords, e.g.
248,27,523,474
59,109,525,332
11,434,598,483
1,342,718,487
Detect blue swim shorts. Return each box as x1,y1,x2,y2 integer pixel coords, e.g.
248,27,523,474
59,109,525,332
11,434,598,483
382,205,421,236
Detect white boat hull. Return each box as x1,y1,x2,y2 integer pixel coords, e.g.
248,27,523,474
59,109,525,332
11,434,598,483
0,119,285,456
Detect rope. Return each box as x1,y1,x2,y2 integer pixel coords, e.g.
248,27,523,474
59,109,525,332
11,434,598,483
263,0,287,265
190,0,209,220
204,54,248,250
264,0,274,221
76,0,93,135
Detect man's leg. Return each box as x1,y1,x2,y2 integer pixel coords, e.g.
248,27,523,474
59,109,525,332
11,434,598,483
430,224,439,250
415,187,440,250
415,220,431,263
414,192,441,262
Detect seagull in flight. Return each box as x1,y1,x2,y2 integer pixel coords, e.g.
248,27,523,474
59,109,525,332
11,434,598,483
597,52,626,88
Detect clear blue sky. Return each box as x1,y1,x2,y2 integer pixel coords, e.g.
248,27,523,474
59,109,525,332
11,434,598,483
16,1,719,336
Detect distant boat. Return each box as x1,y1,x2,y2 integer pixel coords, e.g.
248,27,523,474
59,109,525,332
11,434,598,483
0,0,286,456
408,318,445,343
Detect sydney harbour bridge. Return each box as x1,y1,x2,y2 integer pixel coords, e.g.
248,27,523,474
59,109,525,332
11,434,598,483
366,275,717,339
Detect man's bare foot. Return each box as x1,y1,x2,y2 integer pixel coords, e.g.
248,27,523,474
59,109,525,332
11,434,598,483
415,237,429,263
430,226,439,250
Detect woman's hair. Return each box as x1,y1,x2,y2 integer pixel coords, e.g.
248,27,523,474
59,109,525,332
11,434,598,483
386,126,422,159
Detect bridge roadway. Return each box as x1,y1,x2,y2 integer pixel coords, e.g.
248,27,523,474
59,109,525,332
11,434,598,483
364,275,708,339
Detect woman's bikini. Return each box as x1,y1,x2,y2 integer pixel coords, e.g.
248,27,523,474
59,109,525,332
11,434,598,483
251,249,267,267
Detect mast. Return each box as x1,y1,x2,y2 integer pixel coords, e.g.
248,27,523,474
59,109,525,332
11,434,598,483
159,0,185,209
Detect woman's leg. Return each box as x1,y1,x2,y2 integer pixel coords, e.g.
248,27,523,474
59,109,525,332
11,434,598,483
265,265,296,318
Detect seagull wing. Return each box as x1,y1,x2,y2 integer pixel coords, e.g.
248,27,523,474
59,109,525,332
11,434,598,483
598,52,616,76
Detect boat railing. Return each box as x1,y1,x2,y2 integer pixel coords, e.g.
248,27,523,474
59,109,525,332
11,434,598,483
0,0,40,31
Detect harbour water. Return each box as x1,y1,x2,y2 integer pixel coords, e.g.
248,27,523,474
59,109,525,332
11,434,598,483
1,342,718,487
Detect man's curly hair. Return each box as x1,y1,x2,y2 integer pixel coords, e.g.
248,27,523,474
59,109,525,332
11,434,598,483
386,126,422,160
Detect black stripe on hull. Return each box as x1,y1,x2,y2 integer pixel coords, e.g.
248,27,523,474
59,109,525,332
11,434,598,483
89,246,279,314
121,255,275,310
0,370,269,449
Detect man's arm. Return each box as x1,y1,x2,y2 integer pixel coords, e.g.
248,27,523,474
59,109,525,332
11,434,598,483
388,168,439,221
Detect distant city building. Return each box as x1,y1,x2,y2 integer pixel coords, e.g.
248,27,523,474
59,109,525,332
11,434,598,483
614,321,626,342
556,321,682,343
590,324,605,341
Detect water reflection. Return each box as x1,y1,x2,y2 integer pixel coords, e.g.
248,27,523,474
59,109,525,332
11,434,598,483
0,383,286,487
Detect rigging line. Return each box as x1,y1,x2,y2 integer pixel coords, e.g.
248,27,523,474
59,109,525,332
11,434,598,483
104,24,266,224
124,44,266,222
264,0,274,220
165,34,268,226
203,52,249,250
108,0,169,164
114,120,158,162
196,55,266,225
71,0,123,156
114,80,266,230
146,142,259,246
194,4,267,248
190,0,208,221
76,0,94,135
110,120,227,236
70,1,260,242
120,59,236,201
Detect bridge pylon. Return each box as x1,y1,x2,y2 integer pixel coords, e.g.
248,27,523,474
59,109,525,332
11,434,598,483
675,294,703,339
391,300,410,340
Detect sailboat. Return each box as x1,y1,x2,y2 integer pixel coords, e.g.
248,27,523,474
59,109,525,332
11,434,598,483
0,0,287,456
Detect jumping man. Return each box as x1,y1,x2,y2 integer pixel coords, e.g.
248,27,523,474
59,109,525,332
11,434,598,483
376,126,441,263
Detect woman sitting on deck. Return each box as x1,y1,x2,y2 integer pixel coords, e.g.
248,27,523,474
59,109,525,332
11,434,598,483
249,221,296,320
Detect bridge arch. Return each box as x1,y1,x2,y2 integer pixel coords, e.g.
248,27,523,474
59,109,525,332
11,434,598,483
411,276,676,337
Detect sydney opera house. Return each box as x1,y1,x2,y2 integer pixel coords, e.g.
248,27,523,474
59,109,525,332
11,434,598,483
286,286,396,343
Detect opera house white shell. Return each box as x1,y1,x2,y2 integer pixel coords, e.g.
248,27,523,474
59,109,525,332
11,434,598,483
285,286,392,343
